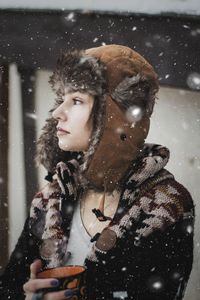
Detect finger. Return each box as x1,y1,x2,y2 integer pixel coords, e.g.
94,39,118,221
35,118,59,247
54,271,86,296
43,289,74,300
23,278,59,293
24,293,30,300
25,292,34,300
30,259,43,279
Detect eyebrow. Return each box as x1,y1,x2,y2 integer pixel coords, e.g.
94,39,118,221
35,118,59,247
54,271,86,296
72,93,89,101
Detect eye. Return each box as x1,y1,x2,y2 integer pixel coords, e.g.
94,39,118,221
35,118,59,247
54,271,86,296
73,98,83,105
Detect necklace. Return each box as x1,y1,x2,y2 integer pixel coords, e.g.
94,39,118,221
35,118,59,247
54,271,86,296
80,189,120,237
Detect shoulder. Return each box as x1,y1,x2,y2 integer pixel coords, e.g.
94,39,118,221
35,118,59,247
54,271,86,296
142,176,194,216
135,176,194,238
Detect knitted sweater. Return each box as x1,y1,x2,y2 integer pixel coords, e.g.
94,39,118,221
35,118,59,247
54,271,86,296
0,144,194,300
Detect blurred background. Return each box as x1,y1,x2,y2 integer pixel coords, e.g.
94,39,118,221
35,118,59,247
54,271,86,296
0,1,200,299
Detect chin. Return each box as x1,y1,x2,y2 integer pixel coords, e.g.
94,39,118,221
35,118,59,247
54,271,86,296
57,140,69,151
58,141,89,152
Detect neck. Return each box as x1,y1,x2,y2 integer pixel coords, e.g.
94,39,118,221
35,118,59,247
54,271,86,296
80,188,120,238
80,188,121,233
82,188,120,209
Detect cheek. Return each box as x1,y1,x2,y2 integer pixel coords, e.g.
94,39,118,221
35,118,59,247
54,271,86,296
58,116,92,151
73,111,92,133
78,121,92,141
76,120,93,150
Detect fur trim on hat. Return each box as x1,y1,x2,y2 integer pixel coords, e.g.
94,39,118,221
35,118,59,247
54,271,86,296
49,49,107,96
111,73,158,117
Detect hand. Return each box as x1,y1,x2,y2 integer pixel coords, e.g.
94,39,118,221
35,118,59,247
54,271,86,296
23,259,73,300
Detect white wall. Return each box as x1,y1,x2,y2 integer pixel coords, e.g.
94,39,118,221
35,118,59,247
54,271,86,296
8,64,26,253
146,87,200,300
0,0,200,15
7,67,200,299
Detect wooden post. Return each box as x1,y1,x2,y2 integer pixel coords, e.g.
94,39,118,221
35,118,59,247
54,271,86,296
18,67,38,214
0,65,9,274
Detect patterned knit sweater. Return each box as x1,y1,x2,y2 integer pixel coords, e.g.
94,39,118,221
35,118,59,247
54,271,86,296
0,143,194,300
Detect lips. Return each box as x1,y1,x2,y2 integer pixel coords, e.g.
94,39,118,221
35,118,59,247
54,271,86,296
56,127,70,135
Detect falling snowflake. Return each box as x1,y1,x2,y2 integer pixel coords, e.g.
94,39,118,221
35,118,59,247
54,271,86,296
126,105,143,123
25,112,37,120
65,12,76,22
147,275,164,292
186,72,200,90
190,28,200,36
152,281,163,289
15,251,23,259
183,24,190,29
186,225,193,234
116,127,123,134
145,41,153,48
172,272,181,281
65,204,73,214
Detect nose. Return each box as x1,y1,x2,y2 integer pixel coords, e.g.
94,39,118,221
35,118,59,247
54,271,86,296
52,103,68,121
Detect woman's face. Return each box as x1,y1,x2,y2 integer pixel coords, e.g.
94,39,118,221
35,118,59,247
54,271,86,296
52,91,94,152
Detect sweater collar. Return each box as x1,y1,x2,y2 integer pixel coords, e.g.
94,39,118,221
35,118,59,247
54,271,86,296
124,143,170,187
56,143,170,196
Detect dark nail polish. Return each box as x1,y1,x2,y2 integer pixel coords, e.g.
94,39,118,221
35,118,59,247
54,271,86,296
64,289,73,298
51,279,59,287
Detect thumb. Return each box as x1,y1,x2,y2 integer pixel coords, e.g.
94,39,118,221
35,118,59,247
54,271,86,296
30,259,42,279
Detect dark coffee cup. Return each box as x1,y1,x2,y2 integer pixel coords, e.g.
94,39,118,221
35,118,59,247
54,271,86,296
37,265,87,299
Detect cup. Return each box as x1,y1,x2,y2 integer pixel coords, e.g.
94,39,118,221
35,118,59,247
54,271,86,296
37,265,87,299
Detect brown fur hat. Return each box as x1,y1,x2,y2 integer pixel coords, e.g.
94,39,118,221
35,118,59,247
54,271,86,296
36,44,159,192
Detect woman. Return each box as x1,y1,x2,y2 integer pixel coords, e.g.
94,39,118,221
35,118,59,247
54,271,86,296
0,44,194,300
